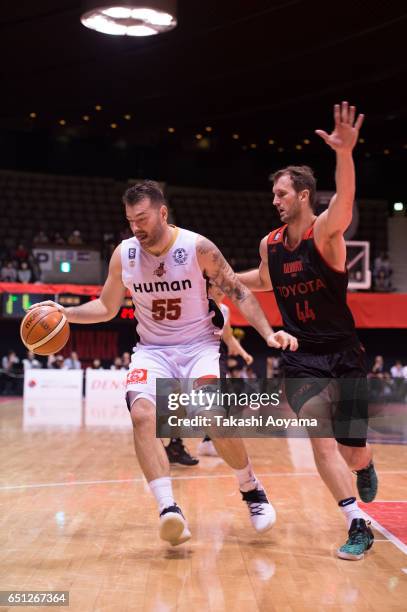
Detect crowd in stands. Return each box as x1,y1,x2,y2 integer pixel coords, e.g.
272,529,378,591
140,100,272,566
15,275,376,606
373,252,393,291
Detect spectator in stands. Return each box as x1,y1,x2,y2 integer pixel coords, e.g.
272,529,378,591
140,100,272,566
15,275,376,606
1,350,21,395
0,261,18,282
14,243,29,263
373,252,393,291
390,360,404,378
67,230,83,246
2,350,20,371
91,358,103,369
389,360,406,400
370,355,385,378
121,352,131,369
51,355,65,369
110,357,124,370
22,351,41,370
64,351,82,370
17,261,33,283
28,252,43,283
33,230,49,245
47,354,56,368
53,232,66,245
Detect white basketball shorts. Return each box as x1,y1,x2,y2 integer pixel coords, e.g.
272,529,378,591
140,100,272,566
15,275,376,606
125,341,221,410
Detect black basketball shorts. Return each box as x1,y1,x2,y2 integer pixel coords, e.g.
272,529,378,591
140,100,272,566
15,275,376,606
281,344,368,447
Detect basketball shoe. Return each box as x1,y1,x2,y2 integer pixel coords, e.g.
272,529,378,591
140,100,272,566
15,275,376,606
159,504,191,546
354,461,378,502
165,438,199,466
241,485,276,533
197,437,218,456
337,518,374,560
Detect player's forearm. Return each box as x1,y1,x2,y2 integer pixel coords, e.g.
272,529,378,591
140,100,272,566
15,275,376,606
233,293,273,340
237,269,266,291
335,151,355,206
65,298,116,324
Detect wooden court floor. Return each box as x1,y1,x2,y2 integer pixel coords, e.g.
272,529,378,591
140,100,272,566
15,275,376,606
0,397,406,612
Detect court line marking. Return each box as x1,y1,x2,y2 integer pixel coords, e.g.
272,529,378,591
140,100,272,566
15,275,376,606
361,509,407,557
1,469,406,492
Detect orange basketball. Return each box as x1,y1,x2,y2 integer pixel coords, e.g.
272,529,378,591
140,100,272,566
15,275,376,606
20,305,70,356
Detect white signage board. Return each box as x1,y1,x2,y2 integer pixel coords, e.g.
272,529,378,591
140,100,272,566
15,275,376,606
85,369,130,428
24,369,83,400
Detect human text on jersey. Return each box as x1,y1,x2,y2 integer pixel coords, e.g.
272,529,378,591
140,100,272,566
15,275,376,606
133,279,193,293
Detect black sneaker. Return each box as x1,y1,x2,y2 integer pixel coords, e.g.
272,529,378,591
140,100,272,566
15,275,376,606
337,518,374,560
354,461,378,502
165,438,199,466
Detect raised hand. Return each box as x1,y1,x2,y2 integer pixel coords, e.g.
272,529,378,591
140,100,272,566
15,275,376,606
315,101,364,153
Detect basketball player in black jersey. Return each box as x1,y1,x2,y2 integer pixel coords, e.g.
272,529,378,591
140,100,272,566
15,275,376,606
239,102,377,560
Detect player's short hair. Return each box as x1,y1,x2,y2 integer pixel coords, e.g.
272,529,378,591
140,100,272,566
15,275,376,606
123,180,166,208
270,166,317,211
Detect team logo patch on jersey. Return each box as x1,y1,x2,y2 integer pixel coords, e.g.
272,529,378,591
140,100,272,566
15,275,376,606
173,247,188,265
127,368,147,385
128,248,137,259
284,260,303,274
153,262,167,277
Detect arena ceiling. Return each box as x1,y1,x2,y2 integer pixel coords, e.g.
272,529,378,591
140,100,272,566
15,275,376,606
1,0,406,146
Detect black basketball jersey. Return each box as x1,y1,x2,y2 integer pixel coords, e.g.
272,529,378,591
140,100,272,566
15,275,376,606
267,222,358,353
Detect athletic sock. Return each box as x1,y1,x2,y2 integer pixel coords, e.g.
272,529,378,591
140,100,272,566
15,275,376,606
338,496,364,529
235,462,259,492
149,477,175,513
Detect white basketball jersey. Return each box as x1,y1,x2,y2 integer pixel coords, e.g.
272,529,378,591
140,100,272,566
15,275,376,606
121,227,221,346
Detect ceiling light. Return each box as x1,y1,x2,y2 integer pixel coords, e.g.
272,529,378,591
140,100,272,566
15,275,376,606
168,127,175,133
195,133,203,140
393,202,404,212
83,115,90,121
232,133,239,140
29,112,37,119
81,1,177,37
124,114,132,120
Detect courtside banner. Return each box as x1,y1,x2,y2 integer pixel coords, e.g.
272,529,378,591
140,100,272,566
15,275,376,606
23,399,82,428
156,378,407,440
85,369,129,427
23,369,83,400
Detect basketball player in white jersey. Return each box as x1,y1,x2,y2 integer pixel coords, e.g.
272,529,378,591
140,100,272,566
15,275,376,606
28,180,298,547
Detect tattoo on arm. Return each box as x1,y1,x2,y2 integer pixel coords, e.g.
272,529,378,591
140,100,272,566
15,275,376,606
197,237,250,302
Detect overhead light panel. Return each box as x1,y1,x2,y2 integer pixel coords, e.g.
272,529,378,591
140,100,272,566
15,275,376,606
81,0,177,36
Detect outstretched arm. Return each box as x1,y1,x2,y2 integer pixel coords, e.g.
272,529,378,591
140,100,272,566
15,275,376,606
237,235,273,291
196,236,297,350
27,246,126,323
315,101,364,238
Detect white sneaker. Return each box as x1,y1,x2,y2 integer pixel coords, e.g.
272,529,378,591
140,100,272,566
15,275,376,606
241,486,276,533
159,504,191,546
197,439,218,456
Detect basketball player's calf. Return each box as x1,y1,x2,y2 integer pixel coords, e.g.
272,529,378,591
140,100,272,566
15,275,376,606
194,381,276,533
130,396,191,546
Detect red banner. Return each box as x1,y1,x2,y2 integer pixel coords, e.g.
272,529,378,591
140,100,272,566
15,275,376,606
1,283,406,328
